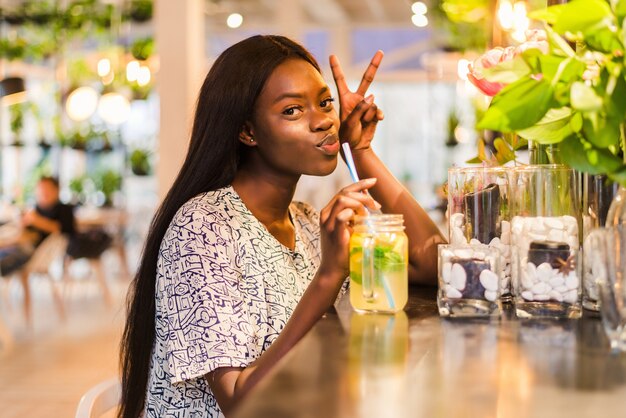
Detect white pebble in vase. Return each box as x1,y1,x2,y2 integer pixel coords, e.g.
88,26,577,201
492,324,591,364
544,217,564,229
484,290,498,302
564,289,578,304
451,227,466,245
445,284,462,299
565,273,579,290
531,282,551,295
451,212,464,228
479,269,499,292
536,263,553,282
450,263,467,290
548,290,564,302
454,248,474,258
442,262,452,284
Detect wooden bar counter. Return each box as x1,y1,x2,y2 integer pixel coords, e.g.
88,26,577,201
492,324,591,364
233,287,626,418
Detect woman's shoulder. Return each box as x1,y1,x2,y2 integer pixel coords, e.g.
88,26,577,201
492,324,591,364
170,186,240,230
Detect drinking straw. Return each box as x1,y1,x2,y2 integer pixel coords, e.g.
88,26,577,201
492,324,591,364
342,142,395,310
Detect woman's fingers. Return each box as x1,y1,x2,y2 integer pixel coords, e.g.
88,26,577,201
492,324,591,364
320,178,378,224
341,177,377,194
362,102,379,123
325,195,367,232
343,96,375,126
329,55,349,98
356,50,384,97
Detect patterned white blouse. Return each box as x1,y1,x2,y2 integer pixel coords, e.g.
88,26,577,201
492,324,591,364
144,186,323,417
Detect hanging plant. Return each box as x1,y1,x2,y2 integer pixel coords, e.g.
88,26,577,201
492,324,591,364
2,7,26,26
22,1,55,26
0,38,27,61
9,103,25,147
129,148,152,176
131,37,154,61
127,0,153,23
93,169,122,207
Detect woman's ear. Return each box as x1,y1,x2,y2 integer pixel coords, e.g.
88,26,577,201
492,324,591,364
238,123,256,147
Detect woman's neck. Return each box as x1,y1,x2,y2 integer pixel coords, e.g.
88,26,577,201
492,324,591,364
231,168,299,226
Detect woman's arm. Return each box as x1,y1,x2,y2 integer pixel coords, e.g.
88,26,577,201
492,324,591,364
206,179,380,416
352,147,446,285
330,53,446,285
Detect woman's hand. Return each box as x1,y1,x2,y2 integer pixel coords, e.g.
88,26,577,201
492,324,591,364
330,51,385,152
330,51,384,120
338,95,381,152
318,178,380,280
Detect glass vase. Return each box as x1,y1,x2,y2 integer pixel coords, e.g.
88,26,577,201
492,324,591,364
509,164,582,319
447,166,511,301
581,174,619,311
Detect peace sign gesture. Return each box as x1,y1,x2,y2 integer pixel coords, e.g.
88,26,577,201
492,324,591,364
329,50,384,121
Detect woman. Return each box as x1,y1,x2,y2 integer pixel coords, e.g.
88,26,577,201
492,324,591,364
119,35,444,418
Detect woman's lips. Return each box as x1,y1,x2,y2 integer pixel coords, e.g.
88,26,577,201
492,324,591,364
317,134,340,155
318,140,340,155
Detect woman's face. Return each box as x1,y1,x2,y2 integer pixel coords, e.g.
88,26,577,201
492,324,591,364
247,58,341,177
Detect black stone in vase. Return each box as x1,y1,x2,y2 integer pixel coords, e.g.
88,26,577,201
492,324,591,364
451,257,488,300
464,183,501,244
528,241,570,269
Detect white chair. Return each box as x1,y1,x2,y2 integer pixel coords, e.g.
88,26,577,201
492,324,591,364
18,233,69,326
75,377,121,418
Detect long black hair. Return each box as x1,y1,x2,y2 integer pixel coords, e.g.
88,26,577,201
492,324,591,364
118,35,320,418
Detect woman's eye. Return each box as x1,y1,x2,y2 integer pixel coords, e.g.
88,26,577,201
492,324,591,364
283,107,301,116
320,97,335,108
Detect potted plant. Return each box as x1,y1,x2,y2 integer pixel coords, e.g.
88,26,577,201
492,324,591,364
9,102,25,147
93,169,122,207
126,0,153,23
129,148,152,176
130,37,154,61
468,0,626,182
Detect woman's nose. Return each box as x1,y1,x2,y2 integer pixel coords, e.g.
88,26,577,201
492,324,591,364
311,110,335,132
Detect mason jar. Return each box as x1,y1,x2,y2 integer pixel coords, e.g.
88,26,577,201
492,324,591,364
349,214,408,313
509,165,581,319
447,166,512,301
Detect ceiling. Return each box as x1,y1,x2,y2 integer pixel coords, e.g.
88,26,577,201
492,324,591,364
205,0,418,28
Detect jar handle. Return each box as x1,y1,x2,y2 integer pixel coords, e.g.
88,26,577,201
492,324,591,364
362,236,375,301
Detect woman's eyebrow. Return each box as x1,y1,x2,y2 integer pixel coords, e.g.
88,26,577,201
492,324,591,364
273,86,330,104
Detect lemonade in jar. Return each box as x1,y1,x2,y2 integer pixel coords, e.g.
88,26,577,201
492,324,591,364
349,214,408,313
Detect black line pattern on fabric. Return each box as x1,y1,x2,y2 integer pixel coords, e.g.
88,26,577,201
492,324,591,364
145,186,322,417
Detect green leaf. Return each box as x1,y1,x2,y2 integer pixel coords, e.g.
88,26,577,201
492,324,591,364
482,56,530,84
517,107,581,144
544,23,576,57
583,113,622,148
607,69,626,118
492,138,515,165
552,0,613,35
571,82,604,111
609,166,626,187
584,26,624,53
560,134,622,175
616,0,626,25
529,5,564,24
587,146,623,173
537,55,585,83
560,135,604,174
465,156,483,164
477,138,488,161
478,76,553,132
